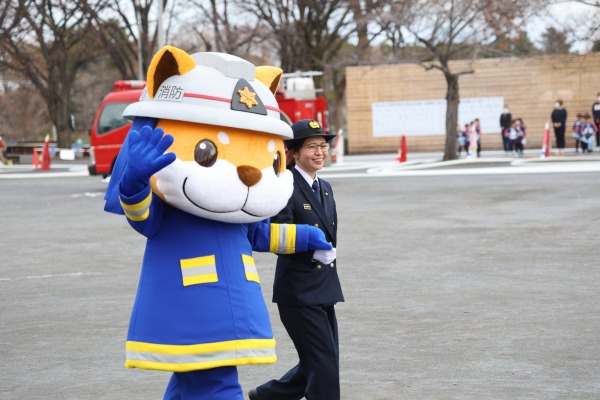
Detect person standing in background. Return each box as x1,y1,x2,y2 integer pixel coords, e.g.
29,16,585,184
551,99,567,154
499,106,512,154
592,93,600,150
472,118,482,157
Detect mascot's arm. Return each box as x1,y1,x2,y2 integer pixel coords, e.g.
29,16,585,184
248,220,332,254
118,126,176,238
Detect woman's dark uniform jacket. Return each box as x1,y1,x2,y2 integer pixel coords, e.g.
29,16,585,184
271,167,344,306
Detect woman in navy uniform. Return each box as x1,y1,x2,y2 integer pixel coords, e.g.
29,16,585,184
250,119,344,400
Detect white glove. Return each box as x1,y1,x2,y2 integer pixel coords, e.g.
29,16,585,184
313,248,336,264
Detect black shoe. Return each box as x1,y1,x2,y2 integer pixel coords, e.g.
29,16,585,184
248,388,261,400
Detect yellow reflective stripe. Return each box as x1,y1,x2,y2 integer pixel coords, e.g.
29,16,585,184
120,192,152,211
286,224,296,252
180,255,218,286
242,254,255,267
242,254,260,283
125,338,277,371
125,355,277,372
181,255,215,269
269,224,297,254
269,223,279,253
127,338,276,354
120,192,152,222
183,274,218,286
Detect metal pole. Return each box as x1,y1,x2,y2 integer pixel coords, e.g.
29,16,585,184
157,0,164,49
134,0,144,81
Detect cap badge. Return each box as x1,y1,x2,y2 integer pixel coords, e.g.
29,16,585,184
237,86,258,109
309,121,320,129
231,79,267,115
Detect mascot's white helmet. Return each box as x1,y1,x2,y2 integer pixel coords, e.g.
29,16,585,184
123,51,293,139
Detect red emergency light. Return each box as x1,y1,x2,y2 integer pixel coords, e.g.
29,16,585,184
113,80,146,91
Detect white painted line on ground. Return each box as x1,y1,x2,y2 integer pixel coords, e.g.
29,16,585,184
70,192,105,198
322,162,600,179
0,169,89,179
0,272,102,282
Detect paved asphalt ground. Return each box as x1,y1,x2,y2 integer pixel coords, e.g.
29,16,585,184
1,155,600,399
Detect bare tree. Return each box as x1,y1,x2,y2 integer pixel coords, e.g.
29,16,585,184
379,0,541,160
177,0,264,58
0,0,103,148
84,0,174,80
0,77,50,142
573,0,600,6
235,0,355,72
544,1,600,53
236,0,378,133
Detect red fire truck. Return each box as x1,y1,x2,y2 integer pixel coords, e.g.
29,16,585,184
88,80,146,177
88,73,329,178
276,71,330,133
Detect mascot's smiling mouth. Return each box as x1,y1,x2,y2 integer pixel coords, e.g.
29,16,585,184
182,177,262,217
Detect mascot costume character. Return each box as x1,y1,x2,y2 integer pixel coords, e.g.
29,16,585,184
104,46,335,399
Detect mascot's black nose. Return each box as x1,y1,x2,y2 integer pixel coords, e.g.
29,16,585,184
237,165,262,187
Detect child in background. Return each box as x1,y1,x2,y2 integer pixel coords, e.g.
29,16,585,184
506,119,519,155
514,118,527,155
457,123,468,157
572,113,583,152
581,113,597,152
464,123,472,156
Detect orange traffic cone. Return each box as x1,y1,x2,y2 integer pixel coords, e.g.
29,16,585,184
32,147,40,168
396,135,407,162
330,130,345,164
41,135,51,170
540,122,550,158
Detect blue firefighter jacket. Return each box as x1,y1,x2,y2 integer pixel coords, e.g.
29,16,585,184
118,185,309,372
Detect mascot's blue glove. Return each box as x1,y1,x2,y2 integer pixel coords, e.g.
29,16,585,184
120,126,176,196
307,226,332,250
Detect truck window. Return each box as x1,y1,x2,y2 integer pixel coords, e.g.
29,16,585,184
97,103,132,134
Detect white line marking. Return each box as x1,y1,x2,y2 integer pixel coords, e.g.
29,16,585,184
0,272,101,281
321,160,600,179
70,192,105,198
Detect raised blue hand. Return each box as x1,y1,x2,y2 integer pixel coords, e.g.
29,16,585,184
307,226,333,250
120,126,176,196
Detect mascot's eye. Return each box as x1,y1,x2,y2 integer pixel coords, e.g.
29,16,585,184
194,140,218,167
273,151,282,176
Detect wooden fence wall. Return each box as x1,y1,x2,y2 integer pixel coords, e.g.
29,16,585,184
346,53,600,154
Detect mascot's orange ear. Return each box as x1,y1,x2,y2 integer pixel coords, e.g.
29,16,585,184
255,66,283,95
147,46,196,98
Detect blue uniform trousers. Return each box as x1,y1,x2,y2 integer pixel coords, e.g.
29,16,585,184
163,367,243,400
256,304,340,400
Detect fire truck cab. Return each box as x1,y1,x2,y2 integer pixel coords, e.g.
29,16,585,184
276,71,330,133
88,80,145,177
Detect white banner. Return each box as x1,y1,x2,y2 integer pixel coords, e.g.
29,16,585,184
372,96,504,137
